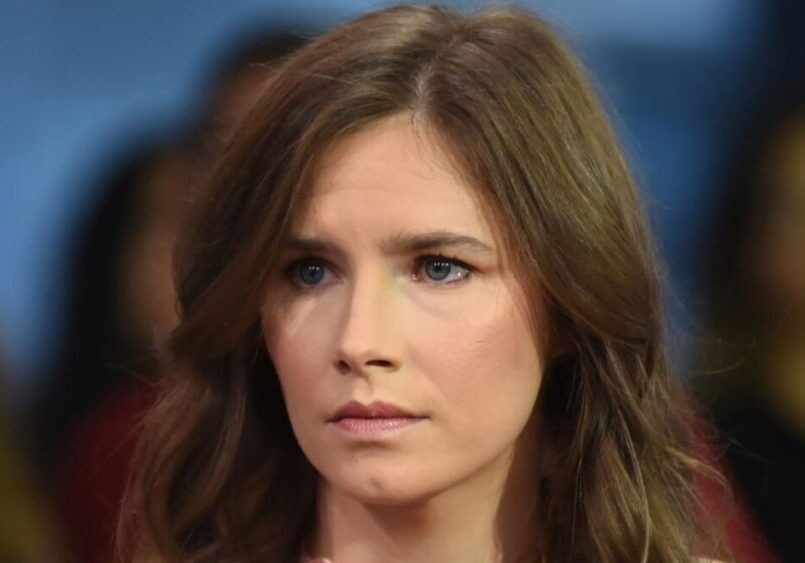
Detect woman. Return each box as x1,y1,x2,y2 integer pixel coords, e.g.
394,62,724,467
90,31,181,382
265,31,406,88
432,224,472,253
119,5,730,562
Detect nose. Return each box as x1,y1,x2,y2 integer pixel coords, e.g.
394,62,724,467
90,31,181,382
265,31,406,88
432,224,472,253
334,269,401,375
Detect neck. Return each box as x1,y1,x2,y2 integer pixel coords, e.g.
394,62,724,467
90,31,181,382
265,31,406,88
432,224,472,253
308,421,542,563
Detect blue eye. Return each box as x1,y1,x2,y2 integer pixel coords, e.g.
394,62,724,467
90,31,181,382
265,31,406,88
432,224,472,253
288,258,332,287
417,255,471,284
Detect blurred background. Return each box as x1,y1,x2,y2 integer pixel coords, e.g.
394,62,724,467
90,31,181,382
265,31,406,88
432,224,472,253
1,0,803,561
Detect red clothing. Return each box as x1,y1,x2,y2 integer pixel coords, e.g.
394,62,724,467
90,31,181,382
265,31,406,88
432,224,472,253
55,380,154,563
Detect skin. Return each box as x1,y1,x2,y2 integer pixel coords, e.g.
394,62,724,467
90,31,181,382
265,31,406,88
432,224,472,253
261,115,551,563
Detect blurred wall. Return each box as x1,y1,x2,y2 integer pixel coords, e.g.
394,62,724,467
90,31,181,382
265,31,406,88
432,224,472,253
0,0,778,399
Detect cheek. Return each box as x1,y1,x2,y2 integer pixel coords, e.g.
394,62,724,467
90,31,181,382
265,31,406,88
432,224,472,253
409,283,546,433
261,298,339,423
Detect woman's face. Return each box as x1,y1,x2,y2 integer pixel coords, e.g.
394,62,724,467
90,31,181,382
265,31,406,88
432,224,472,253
261,116,549,505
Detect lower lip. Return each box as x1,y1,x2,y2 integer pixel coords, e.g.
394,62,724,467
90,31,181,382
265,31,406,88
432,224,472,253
330,417,426,435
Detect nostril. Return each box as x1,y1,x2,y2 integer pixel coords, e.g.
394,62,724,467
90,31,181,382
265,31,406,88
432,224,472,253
334,358,395,373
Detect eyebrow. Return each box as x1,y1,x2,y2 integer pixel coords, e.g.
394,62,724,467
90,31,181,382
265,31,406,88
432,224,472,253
282,230,496,259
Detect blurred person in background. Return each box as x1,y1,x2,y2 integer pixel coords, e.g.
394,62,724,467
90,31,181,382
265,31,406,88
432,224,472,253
45,141,191,563
1,343,59,563
26,29,310,563
694,85,805,563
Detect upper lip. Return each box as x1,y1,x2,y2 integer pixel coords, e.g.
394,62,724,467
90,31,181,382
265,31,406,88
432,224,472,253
329,400,422,422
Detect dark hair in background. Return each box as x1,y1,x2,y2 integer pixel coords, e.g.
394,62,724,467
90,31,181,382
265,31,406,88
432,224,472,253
120,5,728,563
27,26,311,485
698,80,805,352
29,141,167,479
694,79,805,563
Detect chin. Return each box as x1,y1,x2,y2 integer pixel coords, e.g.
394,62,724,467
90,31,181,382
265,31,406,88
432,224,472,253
327,460,445,506
341,480,439,506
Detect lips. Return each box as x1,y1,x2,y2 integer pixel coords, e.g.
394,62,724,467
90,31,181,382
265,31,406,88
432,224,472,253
329,400,419,422
328,400,427,436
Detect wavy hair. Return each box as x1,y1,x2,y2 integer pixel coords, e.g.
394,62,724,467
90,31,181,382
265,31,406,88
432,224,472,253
119,4,726,562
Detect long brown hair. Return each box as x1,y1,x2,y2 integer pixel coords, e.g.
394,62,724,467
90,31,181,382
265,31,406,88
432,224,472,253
119,4,726,562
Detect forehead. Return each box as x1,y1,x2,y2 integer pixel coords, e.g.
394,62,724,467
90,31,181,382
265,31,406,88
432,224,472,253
293,115,496,238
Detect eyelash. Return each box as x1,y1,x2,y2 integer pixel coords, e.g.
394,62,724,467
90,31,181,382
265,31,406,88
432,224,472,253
283,254,474,290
